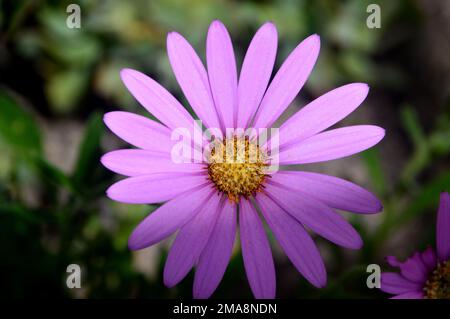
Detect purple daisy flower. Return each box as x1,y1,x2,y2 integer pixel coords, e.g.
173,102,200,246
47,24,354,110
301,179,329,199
381,192,450,299
101,20,385,298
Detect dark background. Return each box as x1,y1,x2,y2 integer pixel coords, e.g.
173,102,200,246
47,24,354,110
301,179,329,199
0,0,449,298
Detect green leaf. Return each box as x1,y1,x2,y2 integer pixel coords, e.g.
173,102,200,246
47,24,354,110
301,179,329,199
399,106,431,185
398,171,450,227
401,106,426,148
34,157,77,193
360,148,386,196
375,170,450,245
0,91,42,156
0,202,51,224
46,69,88,114
72,112,104,188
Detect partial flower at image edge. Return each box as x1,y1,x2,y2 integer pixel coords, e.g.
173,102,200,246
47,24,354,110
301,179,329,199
380,192,450,299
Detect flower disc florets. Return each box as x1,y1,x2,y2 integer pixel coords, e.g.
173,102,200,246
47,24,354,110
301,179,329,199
424,260,450,299
207,136,269,202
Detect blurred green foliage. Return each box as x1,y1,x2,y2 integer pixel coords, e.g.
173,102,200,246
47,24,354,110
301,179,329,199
0,0,449,298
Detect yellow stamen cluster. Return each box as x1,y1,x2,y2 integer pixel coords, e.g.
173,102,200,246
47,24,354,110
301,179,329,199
424,260,450,299
207,136,268,203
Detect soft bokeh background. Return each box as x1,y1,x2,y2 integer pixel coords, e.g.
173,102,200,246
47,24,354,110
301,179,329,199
0,0,449,298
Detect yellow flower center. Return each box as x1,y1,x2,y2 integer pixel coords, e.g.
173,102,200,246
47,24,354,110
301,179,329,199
207,136,268,203
424,260,450,299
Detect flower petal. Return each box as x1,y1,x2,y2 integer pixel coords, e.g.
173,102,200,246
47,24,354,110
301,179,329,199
163,194,223,287
277,83,369,148
106,173,208,204
264,182,363,249
390,291,423,299
237,22,277,129
239,199,276,299
252,34,320,129
255,193,326,288
128,185,214,250
420,247,437,271
278,125,385,165
103,112,173,151
386,255,401,267
193,201,237,298
206,20,237,130
270,171,382,214
101,149,203,177
380,272,423,294
120,69,195,131
167,32,221,130
398,253,429,284
437,192,450,262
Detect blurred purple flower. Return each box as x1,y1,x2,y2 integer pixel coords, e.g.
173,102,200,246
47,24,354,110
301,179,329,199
381,192,450,299
101,20,384,298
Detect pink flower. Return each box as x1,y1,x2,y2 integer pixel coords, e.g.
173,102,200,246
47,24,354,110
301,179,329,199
381,192,450,299
101,20,384,298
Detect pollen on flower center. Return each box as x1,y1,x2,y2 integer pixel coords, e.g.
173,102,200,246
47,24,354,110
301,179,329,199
424,260,450,299
206,136,269,203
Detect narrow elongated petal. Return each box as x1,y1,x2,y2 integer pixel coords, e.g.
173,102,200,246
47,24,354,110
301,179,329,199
194,202,237,299
207,20,237,129
391,291,423,299
167,32,221,130
128,185,214,250
237,22,277,129
120,69,195,131
277,83,369,148
164,194,223,287
239,199,276,299
437,192,450,262
270,171,382,213
103,112,173,151
264,183,363,249
106,173,208,204
278,125,385,165
252,34,320,129
101,149,203,177
255,193,326,288
380,272,423,294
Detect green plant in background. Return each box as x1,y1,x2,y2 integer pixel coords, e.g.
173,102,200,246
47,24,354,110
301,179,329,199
0,0,449,298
